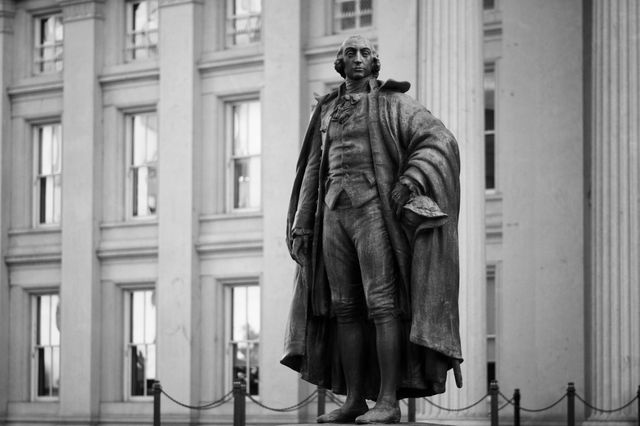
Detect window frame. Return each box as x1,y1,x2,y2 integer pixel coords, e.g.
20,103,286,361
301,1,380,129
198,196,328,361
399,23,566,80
123,286,157,401
486,263,499,388
224,96,262,213
32,121,62,228
332,0,374,34
124,0,159,62
484,61,498,193
30,292,61,402
224,280,261,396
225,0,262,48
33,12,64,75
125,110,158,221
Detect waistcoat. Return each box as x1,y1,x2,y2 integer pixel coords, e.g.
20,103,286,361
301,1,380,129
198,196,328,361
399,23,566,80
324,93,378,209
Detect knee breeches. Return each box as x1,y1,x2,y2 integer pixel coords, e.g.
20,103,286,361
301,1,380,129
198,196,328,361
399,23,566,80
322,195,398,322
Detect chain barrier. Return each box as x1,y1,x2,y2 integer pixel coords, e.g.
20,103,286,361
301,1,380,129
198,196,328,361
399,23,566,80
518,393,567,413
575,392,639,413
245,389,319,412
160,388,234,410
153,380,640,426
423,393,489,412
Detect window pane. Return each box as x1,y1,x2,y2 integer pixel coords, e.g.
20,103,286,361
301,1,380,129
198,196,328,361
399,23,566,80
51,295,60,346
38,295,51,346
485,134,495,189
233,157,261,209
37,347,50,396
145,343,156,394
51,346,60,396
246,286,260,337
233,102,261,156
39,126,52,175
232,286,247,341
144,291,156,344
131,345,147,396
131,292,145,343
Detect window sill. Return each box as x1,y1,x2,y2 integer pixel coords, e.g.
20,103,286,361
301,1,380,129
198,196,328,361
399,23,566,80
8,73,63,99
99,61,160,87
198,46,264,74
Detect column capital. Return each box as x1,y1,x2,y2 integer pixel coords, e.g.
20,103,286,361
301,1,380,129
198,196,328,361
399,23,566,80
58,0,104,23
0,1,15,34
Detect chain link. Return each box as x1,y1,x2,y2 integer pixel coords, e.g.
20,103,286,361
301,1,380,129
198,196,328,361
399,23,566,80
519,394,567,413
245,390,318,412
423,393,489,412
575,392,639,413
161,389,233,410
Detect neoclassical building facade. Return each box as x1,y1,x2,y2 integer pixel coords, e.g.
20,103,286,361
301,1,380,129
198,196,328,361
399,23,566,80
0,0,637,425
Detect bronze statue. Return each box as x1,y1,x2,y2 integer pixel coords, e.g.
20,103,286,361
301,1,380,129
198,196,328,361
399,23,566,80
281,35,462,424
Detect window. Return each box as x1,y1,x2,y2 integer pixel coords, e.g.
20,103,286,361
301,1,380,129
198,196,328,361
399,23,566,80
127,113,158,218
227,100,261,211
333,0,373,33
32,294,60,400
486,265,497,388
34,14,63,74
226,284,260,395
34,123,62,226
125,289,156,398
226,0,261,46
484,63,496,190
125,0,158,61
483,0,496,10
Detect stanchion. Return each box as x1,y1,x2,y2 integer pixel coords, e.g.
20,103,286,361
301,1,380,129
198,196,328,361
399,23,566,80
408,398,416,423
513,388,520,426
317,387,326,417
490,380,499,426
567,382,575,426
153,381,162,426
233,380,246,426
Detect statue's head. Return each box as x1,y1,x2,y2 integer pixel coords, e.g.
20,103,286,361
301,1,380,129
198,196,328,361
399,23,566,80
334,35,381,80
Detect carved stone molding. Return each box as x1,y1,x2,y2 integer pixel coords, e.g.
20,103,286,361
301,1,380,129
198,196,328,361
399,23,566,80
59,0,104,22
158,0,203,8
0,0,15,34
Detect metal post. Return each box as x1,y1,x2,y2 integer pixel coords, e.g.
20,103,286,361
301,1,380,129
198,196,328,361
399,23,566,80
408,398,416,423
567,382,575,426
153,381,162,426
513,389,520,426
490,380,499,426
317,387,326,417
234,380,246,426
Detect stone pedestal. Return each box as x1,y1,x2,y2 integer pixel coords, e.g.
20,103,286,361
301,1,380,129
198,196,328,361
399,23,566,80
417,0,486,419
588,1,640,422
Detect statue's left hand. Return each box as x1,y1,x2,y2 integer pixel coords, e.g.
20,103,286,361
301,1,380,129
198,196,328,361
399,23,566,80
390,182,412,217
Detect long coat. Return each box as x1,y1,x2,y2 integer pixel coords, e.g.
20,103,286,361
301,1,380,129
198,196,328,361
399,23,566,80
280,79,462,399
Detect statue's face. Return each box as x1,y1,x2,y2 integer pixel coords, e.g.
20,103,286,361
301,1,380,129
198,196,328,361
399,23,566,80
342,37,374,80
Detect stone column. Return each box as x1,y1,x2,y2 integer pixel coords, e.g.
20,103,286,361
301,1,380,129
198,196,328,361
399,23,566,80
588,1,640,422
156,0,202,420
377,0,417,97
417,0,486,419
0,0,13,417
262,0,304,411
58,0,103,421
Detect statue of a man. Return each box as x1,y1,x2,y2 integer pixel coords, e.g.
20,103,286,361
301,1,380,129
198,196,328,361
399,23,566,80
281,35,463,424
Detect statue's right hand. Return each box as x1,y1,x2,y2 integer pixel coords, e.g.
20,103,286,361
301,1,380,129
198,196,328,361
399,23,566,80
291,234,311,266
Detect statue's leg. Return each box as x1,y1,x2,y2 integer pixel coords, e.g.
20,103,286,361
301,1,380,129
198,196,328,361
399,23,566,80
317,317,369,423
319,206,369,423
355,316,401,424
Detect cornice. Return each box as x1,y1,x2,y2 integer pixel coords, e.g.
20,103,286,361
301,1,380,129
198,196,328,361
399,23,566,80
59,0,104,22
159,0,203,9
